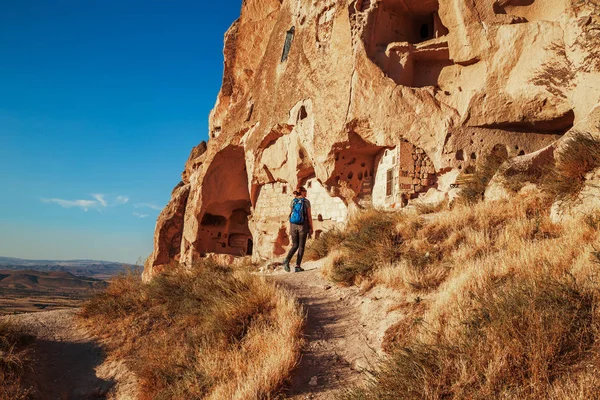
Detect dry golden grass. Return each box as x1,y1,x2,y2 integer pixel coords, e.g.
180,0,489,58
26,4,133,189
80,260,303,400
0,322,34,400
305,228,345,261
318,210,409,285
541,131,600,200
332,192,600,399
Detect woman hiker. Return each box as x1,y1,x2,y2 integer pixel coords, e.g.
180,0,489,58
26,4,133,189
282,185,313,272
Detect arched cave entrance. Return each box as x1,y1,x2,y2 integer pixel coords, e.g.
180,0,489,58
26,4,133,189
197,146,253,256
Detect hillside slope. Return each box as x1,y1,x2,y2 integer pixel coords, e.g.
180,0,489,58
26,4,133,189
0,270,107,291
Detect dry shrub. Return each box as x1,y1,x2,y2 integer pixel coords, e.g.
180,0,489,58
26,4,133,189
81,260,303,400
326,210,404,285
327,195,558,291
542,131,600,200
367,195,554,292
584,211,600,231
304,228,345,261
340,192,600,399
0,323,34,400
343,272,600,400
456,146,509,205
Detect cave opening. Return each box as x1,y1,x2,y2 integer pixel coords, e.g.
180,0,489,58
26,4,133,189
326,132,389,206
197,146,253,257
364,0,453,87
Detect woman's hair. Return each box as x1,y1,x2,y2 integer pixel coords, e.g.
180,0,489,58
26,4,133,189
293,185,307,196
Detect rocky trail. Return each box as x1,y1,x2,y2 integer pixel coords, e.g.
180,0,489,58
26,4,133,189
268,259,398,400
4,309,137,400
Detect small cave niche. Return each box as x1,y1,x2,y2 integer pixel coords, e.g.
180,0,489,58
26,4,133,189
491,144,509,159
492,0,565,23
210,126,222,140
470,152,477,160
245,103,254,122
419,23,430,40
356,0,372,12
518,150,526,156
282,185,287,194
201,213,227,226
455,149,464,161
297,105,308,121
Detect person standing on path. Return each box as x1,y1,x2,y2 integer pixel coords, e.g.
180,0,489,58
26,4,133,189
283,185,313,272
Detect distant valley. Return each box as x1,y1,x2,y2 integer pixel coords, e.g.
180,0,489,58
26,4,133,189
0,257,136,315
0,256,134,280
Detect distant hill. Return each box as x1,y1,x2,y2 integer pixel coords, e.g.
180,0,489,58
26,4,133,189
0,257,136,279
0,269,108,291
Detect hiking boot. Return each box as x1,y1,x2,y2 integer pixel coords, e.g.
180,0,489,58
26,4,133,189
295,266,305,273
283,259,290,272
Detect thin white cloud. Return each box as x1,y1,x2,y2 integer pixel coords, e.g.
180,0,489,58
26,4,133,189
41,198,99,212
41,194,130,212
115,196,129,205
92,194,107,207
133,212,149,218
134,202,162,211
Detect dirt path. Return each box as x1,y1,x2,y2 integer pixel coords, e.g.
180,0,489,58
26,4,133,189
4,309,137,400
3,261,398,400
269,259,390,400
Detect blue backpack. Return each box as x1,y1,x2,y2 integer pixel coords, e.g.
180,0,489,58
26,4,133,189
289,198,306,224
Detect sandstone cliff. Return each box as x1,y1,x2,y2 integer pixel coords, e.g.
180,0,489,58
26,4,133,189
144,0,600,279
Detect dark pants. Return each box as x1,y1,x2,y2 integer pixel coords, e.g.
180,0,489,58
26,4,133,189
285,223,308,267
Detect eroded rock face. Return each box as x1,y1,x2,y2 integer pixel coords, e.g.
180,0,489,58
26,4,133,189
144,0,600,278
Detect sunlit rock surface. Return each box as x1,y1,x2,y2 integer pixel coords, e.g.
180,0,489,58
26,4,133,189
143,0,600,280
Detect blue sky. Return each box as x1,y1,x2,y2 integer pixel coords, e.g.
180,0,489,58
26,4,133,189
0,0,242,263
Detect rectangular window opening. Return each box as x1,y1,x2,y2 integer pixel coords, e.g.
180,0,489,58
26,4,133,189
386,169,394,197
281,26,296,62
